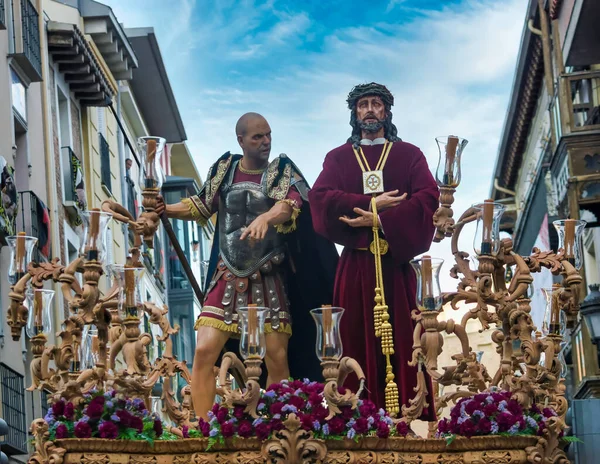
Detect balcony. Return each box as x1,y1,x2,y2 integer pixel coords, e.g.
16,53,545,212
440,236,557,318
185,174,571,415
9,0,42,82
99,133,112,194
17,190,49,262
0,363,27,455
564,70,600,133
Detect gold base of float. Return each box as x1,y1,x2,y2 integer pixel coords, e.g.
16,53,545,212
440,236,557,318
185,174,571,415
32,414,567,464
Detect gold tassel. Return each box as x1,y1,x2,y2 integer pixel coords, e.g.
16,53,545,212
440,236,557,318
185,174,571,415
370,197,398,416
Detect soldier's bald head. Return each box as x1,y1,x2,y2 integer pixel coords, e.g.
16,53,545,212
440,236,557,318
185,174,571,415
236,112,267,137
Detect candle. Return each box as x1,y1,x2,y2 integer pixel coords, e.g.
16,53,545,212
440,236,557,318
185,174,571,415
322,305,333,358
564,219,575,261
86,208,101,260
444,136,459,186
124,267,136,317
480,199,494,255
145,139,157,188
15,231,26,275
34,290,43,335
550,284,562,335
422,256,435,310
248,304,257,356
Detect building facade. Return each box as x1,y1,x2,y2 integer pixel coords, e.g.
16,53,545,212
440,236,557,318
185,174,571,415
0,1,208,461
490,1,600,462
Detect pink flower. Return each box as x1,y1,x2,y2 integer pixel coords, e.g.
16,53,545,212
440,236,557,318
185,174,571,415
328,417,346,435
74,421,92,438
52,401,65,417
153,419,163,437
86,402,104,419
478,417,492,434
483,403,497,416
270,402,284,415
308,392,322,406
233,406,245,420
197,419,210,437
216,407,229,424
289,395,306,410
211,403,220,414
63,402,75,420
182,425,190,438
396,421,410,437
507,400,523,416
459,420,477,437
116,410,133,426
465,401,479,416
353,417,369,434
496,412,517,432
358,401,378,417
255,422,270,440
129,416,143,433
376,421,390,438
221,422,235,438
270,419,284,431
299,414,313,431
98,421,119,439
55,423,68,439
237,420,253,438
437,419,449,434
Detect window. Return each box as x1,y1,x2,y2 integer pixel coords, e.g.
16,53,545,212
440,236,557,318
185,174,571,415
99,133,111,193
0,363,27,454
10,68,26,124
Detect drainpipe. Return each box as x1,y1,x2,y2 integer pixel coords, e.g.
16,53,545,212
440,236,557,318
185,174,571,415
116,84,129,257
37,0,63,334
494,178,516,197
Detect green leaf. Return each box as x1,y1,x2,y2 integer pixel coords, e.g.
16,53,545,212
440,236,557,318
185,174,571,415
188,429,202,438
139,432,155,447
445,434,456,446
562,436,584,444
206,437,218,451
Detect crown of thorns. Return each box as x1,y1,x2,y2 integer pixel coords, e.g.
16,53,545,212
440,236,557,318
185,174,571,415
346,82,394,109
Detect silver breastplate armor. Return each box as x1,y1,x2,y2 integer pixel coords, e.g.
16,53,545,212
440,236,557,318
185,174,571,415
219,181,285,277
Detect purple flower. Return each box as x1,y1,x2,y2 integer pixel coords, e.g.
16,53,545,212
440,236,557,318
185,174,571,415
281,404,298,414
257,402,266,412
209,428,218,437
255,422,270,440
110,414,120,422
525,416,539,430
347,428,356,440
63,402,75,420
472,410,484,420
353,417,369,434
322,424,330,436
129,416,143,433
328,417,346,435
216,407,229,424
491,420,499,434
313,421,321,431
52,401,65,417
105,401,114,409
263,390,276,399
197,419,210,437
44,412,55,424
396,421,410,436
508,423,521,435
376,421,390,439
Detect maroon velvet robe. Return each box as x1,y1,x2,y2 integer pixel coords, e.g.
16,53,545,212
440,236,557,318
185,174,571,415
308,141,439,419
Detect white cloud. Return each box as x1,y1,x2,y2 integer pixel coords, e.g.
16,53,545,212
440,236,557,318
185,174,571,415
101,0,528,292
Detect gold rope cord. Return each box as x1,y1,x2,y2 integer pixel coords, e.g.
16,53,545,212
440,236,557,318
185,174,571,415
370,197,399,416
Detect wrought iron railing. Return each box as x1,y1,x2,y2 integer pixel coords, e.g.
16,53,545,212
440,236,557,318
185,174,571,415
18,190,46,262
0,363,27,455
99,133,112,193
0,0,6,29
20,0,40,76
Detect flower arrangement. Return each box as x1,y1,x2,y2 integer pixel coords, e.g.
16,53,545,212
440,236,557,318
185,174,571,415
436,389,559,443
44,389,164,444
193,379,407,448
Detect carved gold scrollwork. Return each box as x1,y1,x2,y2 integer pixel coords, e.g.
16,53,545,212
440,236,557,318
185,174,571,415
262,413,327,464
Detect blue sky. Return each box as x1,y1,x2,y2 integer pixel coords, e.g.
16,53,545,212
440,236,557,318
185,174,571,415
101,0,528,290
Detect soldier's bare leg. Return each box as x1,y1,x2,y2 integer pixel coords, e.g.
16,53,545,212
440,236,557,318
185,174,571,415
191,325,230,420
264,331,290,386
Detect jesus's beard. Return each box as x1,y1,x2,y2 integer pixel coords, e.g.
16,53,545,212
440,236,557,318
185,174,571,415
358,119,384,134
